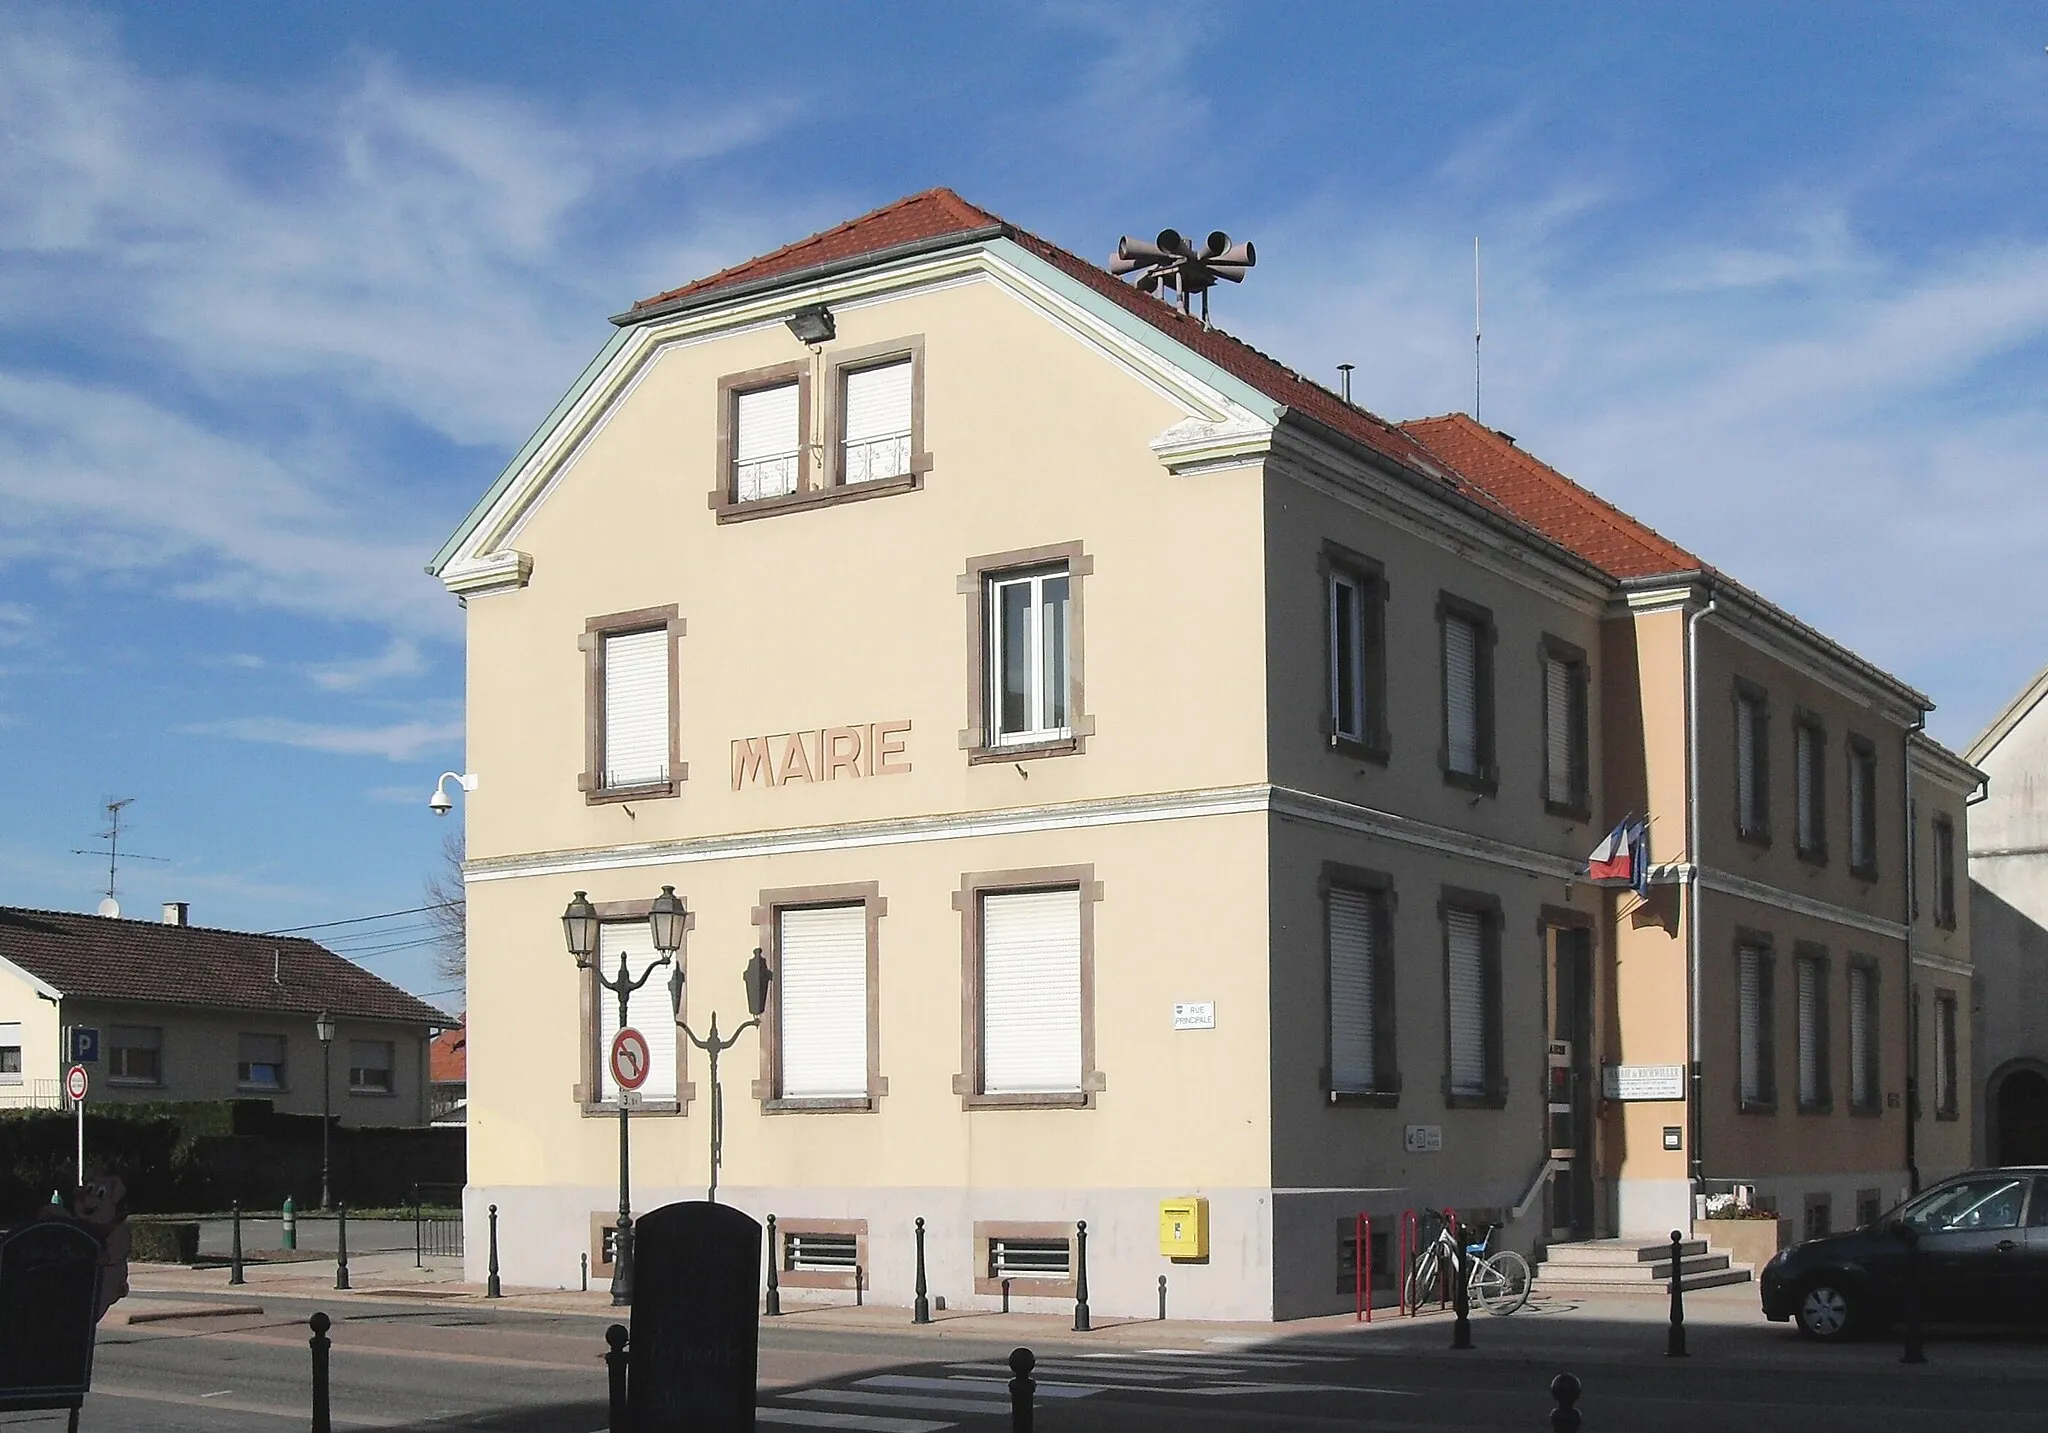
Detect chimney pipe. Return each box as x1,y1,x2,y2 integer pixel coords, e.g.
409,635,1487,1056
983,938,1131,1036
1337,363,1355,405
162,901,189,926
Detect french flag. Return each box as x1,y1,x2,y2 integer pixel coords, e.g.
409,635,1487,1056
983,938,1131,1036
1587,818,1649,893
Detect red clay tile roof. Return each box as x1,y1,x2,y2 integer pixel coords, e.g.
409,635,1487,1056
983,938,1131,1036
0,907,452,1027
1398,413,1702,581
430,1025,466,1084
631,189,1475,486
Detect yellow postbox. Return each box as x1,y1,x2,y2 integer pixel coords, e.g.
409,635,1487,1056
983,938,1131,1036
1158,1196,1209,1259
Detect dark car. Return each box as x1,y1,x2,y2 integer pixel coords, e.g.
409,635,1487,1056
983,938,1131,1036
1761,1168,2048,1339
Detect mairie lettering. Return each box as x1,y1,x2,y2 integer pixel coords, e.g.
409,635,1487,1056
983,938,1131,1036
732,720,911,790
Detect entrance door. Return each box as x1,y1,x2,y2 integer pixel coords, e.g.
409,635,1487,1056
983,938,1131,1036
1997,1069,2048,1166
1547,925,1596,1240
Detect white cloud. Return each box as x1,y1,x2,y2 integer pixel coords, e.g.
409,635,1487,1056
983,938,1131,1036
0,603,31,646
304,639,427,692
188,715,463,762
0,15,794,639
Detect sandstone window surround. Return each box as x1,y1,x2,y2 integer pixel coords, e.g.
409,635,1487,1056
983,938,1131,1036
1437,593,1498,796
1734,678,1772,845
750,883,888,1113
1440,888,1504,1108
1737,931,1778,1114
578,606,687,805
574,897,696,1118
1847,733,1880,881
709,339,932,525
1793,707,1829,865
1322,862,1399,1106
952,865,1103,1109
1322,542,1389,763
1540,634,1591,821
957,543,1095,764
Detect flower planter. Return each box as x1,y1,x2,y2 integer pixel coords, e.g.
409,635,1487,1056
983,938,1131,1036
1696,1216,1786,1270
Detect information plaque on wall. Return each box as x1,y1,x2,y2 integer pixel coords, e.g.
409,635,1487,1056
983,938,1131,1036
1602,1064,1687,1101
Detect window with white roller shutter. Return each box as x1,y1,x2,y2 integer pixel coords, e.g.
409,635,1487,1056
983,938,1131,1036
1738,942,1775,1107
1445,617,1481,775
601,628,669,790
1795,716,1826,859
1848,739,1878,875
840,359,912,485
1328,886,1385,1094
595,921,676,1103
734,381,800,501
776,904,868,1099
1934,991,1958,1116
981,888,1082,1094
1445,907,1488,1098
1795,952,1828,1110
1848,963,1877,1110
1542,646,1588,811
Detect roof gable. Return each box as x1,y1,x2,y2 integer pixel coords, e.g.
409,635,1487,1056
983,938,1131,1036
0,907,451,1027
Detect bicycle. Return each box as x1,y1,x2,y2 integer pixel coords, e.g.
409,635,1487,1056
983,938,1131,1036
1403,1214,1532,1315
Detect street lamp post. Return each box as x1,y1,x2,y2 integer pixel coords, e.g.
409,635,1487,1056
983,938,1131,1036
563,888,682,1308
315,1011,337,1209
669,947,772,1204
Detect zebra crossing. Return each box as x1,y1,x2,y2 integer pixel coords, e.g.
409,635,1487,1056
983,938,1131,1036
758,1344,1382,1432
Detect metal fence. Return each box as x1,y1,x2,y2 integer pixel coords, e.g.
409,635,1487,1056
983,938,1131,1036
411,1184,464,1263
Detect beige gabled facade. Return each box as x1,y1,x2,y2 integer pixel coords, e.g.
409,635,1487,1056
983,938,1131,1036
439,190,1969,1318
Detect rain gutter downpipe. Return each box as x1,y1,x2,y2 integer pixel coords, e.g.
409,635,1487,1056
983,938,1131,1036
1904,712,1926,1196
1685,585,1719,1203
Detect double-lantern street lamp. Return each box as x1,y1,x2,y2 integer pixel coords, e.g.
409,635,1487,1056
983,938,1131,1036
561,886,770,1307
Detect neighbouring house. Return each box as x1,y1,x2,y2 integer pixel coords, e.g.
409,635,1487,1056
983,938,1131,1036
0,901,453,1127
1966,664,2048,1167
432,188,1973,1318
430,1023,467,1125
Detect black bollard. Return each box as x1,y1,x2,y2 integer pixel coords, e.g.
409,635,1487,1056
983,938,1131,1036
334,1203,351,1292
1001,1277,1011,1313
582,1252,589,1293
486,1203,502,1298
912,1216,932,1324
412,1183,423,1268
1449,1215,1472,1350
229,1199,245,1286
1008,1346,1036,1433
1667,1228,1689,1357
1073,1220,1091,1333
764,1213,781,1315
309,1311,332,1433
1897,1222,1926,1364
1159,1273,1168,1321
605,1323,630,1432
1549,1372,1582,1433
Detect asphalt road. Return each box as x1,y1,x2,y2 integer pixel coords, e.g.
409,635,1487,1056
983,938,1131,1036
23,1291,2048,1433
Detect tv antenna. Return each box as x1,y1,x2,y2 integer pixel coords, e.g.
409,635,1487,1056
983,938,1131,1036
1109,228,1256,323
70,798,169,917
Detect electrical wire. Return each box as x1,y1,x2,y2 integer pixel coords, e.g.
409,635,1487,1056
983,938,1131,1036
262,901,458,935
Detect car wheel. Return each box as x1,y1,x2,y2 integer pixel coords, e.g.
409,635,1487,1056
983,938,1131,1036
1794,1280,1857,1341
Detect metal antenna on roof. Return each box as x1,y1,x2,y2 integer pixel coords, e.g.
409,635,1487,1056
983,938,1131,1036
1473,236,1483,422
69,797,168,917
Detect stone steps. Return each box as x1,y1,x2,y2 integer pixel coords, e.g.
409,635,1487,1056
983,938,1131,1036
1537,1236,1754,1291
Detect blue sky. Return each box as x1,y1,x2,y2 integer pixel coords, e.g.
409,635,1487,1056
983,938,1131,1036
3,2,2044,1003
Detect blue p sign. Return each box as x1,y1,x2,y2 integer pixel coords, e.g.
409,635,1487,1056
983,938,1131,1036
70,1027,100,1063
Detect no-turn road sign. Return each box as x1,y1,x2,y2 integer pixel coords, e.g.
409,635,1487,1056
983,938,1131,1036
65,1064,89,1102
609,1028,651,1092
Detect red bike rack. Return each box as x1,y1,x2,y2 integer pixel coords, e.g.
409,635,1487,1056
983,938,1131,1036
1353,1212,1373,1322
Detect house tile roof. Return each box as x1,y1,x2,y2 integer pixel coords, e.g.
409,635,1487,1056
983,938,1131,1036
0,907,452,1027
430,1024,466,1084
1397,413,1701,581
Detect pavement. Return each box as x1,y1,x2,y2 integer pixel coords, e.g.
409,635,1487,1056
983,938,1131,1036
41,1253,2047,1432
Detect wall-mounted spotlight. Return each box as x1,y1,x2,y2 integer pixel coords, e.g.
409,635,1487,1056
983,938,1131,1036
428,770,479,816
785,304,835,345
